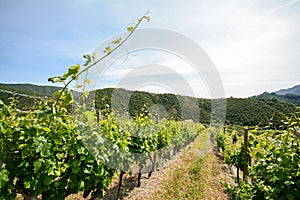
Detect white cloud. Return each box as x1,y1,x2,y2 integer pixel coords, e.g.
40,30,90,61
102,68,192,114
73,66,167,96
150,0,300,97
1,0,299,97
92,0,300,97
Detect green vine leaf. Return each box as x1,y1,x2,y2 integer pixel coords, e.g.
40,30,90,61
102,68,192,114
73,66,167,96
33,159,43,173
127,26,134,32
85,78,91,84
0,169,9,188
75,84,83,89
62,64,81,80
83,54,92,66
48,76,64,83
104,46,112,54
65,89,73,105
111,37,122,44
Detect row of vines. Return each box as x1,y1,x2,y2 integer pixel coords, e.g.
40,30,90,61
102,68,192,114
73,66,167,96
216,115,300,200
0,95,203,199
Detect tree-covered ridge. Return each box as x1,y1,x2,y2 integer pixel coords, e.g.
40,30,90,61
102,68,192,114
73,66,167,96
225,97,292,128
0,85,298,128
95,88,210,123
95,88,298,128
254,91,300,106
0,83,62,97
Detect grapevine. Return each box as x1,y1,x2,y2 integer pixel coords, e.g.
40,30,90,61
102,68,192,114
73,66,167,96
216,115,300,200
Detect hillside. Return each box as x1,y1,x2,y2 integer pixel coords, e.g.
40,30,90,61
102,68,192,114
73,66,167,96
0,84,298,128
0,83,62,97
254,92,300,107
0,90,37,109
96,88,297,128
95,88,211,124
275,84,300,95
225,97,292,127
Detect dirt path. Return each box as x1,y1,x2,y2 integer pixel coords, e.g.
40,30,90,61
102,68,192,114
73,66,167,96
102,144,189,200
101,132,236,200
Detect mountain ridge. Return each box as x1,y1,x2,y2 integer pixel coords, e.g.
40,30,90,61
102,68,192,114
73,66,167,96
254,92,300,107
0,83,62,97
275,84,300,95
0,83,298,128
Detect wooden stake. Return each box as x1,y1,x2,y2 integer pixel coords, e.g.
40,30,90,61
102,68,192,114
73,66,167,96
116,171,124,200
137,165,143,187
149,114,159,177
243,128,248,180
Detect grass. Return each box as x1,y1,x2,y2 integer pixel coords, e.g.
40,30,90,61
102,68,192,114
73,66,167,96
151,131,228,200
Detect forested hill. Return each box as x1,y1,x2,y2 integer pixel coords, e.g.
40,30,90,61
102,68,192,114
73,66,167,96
252,83,300,107
0,84,298,128
95,88,298,128
254,92,300,106
0,83,62,109
0,83,62,97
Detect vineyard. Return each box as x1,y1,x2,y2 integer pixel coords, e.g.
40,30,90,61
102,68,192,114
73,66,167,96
1,94,300,199
215,119,300,200
0,86,207,200
1,13,300,200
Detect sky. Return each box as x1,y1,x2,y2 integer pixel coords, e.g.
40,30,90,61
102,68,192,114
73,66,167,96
0,0,300,98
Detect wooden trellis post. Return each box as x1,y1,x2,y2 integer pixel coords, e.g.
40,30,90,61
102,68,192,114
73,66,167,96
243,128,248,180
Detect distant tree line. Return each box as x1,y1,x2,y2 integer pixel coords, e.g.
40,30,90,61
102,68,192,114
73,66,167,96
0,87,298,128
96,88,298,128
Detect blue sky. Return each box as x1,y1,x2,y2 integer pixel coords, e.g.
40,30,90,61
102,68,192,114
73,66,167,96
0,0,300,97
